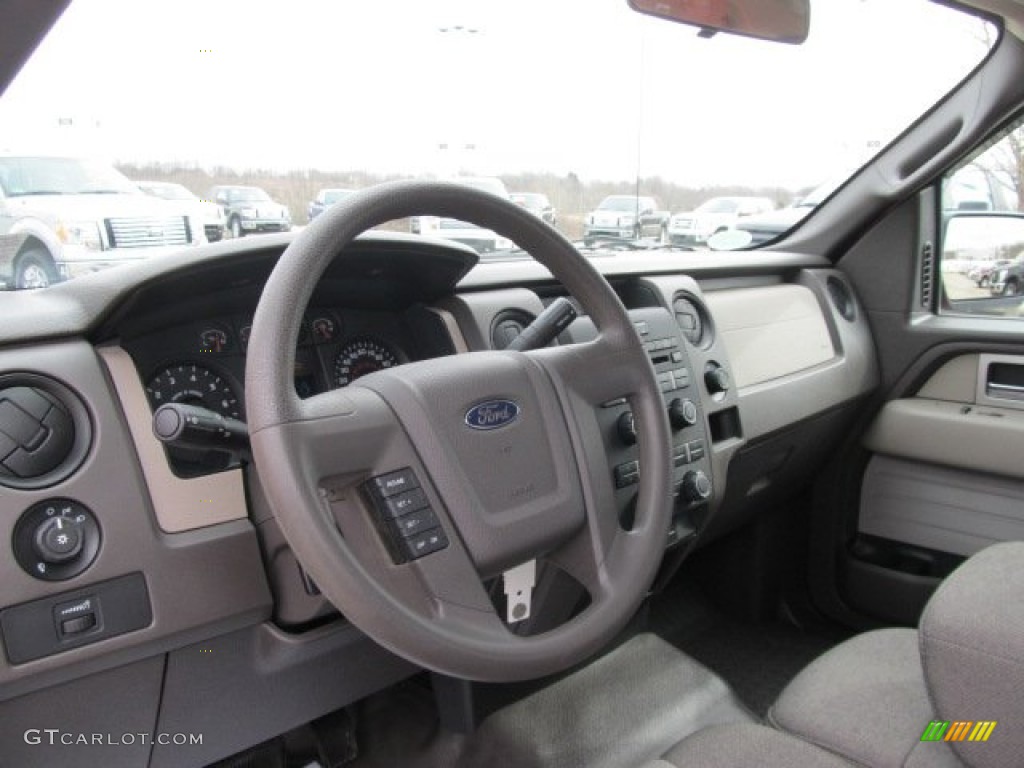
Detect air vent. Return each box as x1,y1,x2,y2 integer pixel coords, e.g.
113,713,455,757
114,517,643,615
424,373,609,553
826,276,856,322
0,375,91,490
672,294,711,348
491,309,536,350
920,241,935,309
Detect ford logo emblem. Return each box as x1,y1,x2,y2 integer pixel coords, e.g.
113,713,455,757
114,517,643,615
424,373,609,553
465,399,520,431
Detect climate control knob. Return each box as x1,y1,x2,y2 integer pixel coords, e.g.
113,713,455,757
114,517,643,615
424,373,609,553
668,398,698,430
681,470,712,503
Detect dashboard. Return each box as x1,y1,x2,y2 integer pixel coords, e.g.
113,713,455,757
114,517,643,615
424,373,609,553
0,230,878,767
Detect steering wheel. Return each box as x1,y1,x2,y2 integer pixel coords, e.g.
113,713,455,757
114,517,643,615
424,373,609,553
245,180,673,681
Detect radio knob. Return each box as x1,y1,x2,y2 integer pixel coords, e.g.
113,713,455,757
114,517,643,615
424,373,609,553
668,398,698,430
681,470,712,503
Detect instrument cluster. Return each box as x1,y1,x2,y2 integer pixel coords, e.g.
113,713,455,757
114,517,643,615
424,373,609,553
135,308,411,425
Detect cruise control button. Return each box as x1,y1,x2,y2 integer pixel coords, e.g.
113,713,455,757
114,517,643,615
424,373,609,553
389,507,439,539
378,487,429,519
401,527,448,560
367,467,419,498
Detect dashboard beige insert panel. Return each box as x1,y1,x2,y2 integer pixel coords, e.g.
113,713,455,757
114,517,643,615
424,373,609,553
703,284,834,389
99,346,247,533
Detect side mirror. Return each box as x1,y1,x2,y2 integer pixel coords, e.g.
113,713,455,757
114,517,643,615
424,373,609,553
941,213,1024,302
943,213,1024,262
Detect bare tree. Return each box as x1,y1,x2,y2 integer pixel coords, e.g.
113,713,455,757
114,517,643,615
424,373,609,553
969,126,1024,211
963,20,1024,211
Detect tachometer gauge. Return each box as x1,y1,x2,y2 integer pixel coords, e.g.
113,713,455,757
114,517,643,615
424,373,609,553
145,363,242,419
333,338,399,387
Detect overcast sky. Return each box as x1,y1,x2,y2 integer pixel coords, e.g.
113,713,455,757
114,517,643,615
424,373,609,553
0,0,993,189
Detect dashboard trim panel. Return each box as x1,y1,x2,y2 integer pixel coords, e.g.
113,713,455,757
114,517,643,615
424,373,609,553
98,346,247,533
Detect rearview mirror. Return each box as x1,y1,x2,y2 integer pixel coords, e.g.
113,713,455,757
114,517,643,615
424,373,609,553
628,0,810,45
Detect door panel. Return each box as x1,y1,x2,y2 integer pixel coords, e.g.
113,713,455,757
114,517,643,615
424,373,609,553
840,351,1024,625
858,352,1024,556
810,187,1024,629
859,455,1024,557
863,396,1024,480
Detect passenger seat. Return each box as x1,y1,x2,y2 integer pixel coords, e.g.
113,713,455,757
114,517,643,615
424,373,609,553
658,541,1024,767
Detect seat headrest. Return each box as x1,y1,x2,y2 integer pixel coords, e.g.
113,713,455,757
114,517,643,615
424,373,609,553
919,541,1024,768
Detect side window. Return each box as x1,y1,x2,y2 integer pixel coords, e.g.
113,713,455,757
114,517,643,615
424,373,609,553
940,120,1024,315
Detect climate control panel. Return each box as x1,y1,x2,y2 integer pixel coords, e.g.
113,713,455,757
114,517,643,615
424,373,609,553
579,307,716,548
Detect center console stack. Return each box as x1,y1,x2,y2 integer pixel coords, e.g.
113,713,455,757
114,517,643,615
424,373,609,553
561,306,714,551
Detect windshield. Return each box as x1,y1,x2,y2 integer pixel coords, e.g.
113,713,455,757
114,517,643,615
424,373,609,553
0,156,139,196
0,0,994,288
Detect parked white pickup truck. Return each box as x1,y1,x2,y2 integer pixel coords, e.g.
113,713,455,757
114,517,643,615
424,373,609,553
0,156,201,289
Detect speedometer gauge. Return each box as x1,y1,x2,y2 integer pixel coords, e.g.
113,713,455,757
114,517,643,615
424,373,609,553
145,363,242,419
333,338,399,387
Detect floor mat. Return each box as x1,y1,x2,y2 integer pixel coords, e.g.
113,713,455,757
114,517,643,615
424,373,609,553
649,581,849,717
343,587,848,766
346,634,755,768
346,680,467,768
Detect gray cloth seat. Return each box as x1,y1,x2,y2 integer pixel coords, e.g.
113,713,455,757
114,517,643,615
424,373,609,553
650,723,859,767
656,541,1024,768
766,628,962,768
